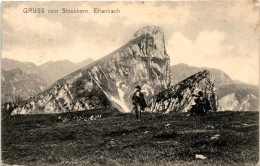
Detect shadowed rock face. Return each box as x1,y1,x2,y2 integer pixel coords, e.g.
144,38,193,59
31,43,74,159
12,26,170,114
148,70,218,113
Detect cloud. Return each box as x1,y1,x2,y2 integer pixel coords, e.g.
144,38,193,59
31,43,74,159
228,1,259,25
54,37,120,63
167,31,226,66
79,2,191,27
1,1,259,85
2,36,120,65
167,31,259,85
2,4,63,35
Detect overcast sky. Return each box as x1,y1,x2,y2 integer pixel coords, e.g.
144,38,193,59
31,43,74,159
2,1,259,85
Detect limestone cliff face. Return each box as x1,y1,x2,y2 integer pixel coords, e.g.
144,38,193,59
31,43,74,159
148,70,218,113
216,84,259,111
12,26,170,114
218,93,259,111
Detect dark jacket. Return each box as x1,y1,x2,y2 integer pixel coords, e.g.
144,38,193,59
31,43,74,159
194,97,211,111
132,90,147,110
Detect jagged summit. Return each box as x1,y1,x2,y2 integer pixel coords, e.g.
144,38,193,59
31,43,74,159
148,70,218,113
75,26,167,70
185,70,213,83
11,26,170,114
83,26,167,70
133,26,164,38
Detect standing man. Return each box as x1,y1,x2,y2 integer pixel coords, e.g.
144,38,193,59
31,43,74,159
132,85,147,121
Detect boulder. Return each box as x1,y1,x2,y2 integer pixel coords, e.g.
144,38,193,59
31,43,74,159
148,70,218,113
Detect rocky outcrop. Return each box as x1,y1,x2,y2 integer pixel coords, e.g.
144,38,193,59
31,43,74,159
11,26,170,114
1,68,48,103
148,70,218,113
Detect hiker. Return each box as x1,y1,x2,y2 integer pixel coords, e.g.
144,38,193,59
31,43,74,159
191,91,211,115
132,85,147,120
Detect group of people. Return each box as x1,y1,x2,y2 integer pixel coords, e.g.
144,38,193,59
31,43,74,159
131,85,211,120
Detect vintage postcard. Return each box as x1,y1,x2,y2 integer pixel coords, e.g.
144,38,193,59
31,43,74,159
1,1,259,165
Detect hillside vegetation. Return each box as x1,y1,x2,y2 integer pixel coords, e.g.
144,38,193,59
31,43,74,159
2,109,258,166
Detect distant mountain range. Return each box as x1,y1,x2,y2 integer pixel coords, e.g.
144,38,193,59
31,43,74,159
1,58,95,103
2,59,259,111
170,63,233,88
1,48,259,112
2,58,38,75
2,58,95,85
1,68,48,103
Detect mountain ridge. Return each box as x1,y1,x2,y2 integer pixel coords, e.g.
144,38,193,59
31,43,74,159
1,68,48,103
2,58,95,85
170,63,233,88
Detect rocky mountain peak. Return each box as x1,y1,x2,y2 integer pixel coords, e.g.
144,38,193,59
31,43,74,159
195,70,213,82
132,26,167,58
11,26,170,114
133,26,164,38
148,70,218,113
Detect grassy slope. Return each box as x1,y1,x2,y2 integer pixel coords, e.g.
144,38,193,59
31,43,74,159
2,109,259,166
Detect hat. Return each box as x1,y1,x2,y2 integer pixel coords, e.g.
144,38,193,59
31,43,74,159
135,85,141,90
198,91,203,96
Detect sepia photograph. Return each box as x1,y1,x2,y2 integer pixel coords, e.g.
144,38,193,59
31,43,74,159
1,1,259,165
